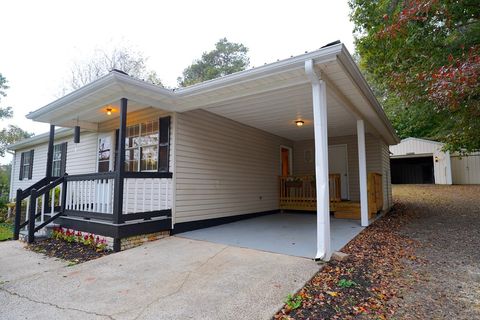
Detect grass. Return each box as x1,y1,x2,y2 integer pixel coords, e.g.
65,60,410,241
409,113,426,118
0,223,13,241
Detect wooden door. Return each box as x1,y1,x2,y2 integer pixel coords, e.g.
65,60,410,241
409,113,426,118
281,147,291,176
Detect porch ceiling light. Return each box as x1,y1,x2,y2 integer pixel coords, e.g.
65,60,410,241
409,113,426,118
106,108,113,116
295,120,305,127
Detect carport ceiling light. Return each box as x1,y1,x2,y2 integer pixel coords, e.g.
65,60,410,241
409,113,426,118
295,120,305,127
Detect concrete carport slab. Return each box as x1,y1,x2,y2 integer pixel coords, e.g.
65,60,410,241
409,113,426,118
177,213,365,258
0,236,319,320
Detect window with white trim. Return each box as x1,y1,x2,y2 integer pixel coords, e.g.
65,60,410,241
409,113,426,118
97,136,112,172
125,120,159,172
51,142,67,177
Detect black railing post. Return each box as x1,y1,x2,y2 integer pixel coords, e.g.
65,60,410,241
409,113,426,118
28,189,37,243
113,98,127,225
61,174,68,213
44,124,55,214
13,189,23,240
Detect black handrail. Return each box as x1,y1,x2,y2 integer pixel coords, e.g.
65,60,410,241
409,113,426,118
65,172,116,181
13,177,52,240
27,174,67,243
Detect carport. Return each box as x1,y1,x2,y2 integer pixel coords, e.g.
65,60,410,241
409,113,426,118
172,42,398,260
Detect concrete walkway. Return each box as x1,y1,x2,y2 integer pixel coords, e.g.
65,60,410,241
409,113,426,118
0,237,319,320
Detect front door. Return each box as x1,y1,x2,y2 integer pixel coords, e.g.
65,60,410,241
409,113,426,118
328,144,349,199
280,146,291,176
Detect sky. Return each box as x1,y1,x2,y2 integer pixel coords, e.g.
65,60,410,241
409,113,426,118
0,0,355,164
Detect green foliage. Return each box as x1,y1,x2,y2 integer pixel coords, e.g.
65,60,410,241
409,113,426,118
0,223,13,241
0,73,13,120
337,278,357,288
178,38,250,87
349,0,480,152
284,294,303,310
0,73,34,157
0,125,33,157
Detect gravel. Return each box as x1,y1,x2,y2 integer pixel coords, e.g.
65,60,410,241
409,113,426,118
391,184,480,319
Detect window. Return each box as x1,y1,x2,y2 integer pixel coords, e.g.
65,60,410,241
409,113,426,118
125,120,159,172
52,142,67,177
98,136,112,172
19,150,34,180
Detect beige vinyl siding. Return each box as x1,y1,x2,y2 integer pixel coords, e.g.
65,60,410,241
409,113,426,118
174,109,293,224
10,131,98,199
293,134,386,203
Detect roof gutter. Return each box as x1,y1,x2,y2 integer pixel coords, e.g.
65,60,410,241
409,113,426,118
336,47,400,144
174,43,343,97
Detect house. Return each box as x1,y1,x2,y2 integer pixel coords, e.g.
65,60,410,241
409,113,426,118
8,42,399,260
390,137,480,185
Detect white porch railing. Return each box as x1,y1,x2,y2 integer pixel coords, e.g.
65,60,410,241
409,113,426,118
65,177,115,214
123,177,172,215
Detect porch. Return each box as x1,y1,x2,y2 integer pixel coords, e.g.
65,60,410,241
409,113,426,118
178,213,365,258
13,97,174,251
279,172,384,219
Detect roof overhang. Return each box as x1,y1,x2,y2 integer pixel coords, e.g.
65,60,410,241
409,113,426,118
22,42,399,148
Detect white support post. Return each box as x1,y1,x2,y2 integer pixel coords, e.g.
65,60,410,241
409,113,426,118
357,119,369,227
305,60,331,261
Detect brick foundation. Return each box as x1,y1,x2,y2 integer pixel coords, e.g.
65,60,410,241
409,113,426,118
120,231,170,250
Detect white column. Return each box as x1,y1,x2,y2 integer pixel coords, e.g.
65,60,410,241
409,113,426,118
357,119,369,227
306,60,331,261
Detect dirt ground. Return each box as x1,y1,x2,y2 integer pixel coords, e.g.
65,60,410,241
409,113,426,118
391,184,480,319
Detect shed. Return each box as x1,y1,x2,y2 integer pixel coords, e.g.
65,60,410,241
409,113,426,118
390,138,480,185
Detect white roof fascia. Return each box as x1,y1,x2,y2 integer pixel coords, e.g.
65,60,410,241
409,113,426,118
26,72,175,121
401,137,444,146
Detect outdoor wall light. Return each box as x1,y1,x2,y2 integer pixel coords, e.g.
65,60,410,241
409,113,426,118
434,156,439,162
295,120,305,127
106,108,112,116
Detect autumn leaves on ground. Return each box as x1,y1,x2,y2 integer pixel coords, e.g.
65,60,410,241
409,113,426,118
275,185,480,320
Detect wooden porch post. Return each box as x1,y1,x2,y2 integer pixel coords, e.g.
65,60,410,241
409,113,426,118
113,98,127,229
357,119,369,227
305,60,331,261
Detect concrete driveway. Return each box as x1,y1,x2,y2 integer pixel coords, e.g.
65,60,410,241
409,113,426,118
0,237,319,320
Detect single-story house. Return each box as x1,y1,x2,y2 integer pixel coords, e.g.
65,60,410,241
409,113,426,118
390,137,480,185
8,42,399,260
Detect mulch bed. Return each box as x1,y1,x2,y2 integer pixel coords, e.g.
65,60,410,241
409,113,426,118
274,203,420,319
28,238,112,264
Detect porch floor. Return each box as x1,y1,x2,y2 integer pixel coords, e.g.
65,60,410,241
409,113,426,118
176,213,365,258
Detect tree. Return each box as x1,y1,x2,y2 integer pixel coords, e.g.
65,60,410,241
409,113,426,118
0,74,13,119
63,46,163,93
0,73,33,157
349,0,480,152
178,38,250,87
